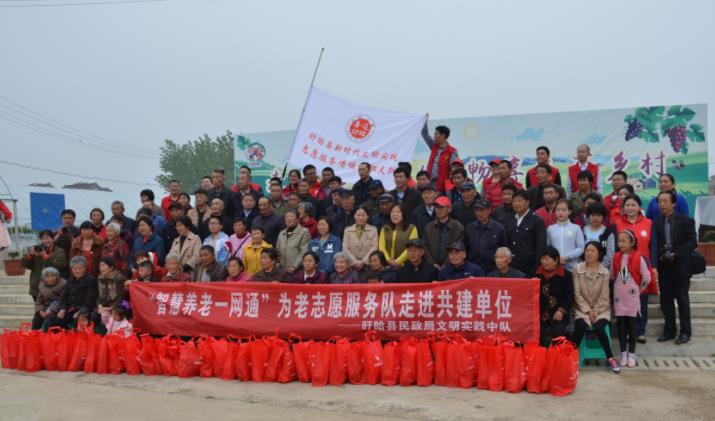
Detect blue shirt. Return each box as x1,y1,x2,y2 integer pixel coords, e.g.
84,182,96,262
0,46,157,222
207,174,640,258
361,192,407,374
645,193,689,220
307,234,343,274
438,261,485,281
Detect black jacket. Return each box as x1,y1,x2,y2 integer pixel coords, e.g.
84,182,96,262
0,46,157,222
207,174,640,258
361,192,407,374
390,187,423,223
60,273,97,313
464,218,508,274
411,204,436,237
395,258,438,283
352,176,374,204
492,205,515,227
504,211,547,277
209,186,236,219
251,212,286,246
452,199,478,229
330,208,356,238
537,267,574,320
370,211,391,233
651,213,697,273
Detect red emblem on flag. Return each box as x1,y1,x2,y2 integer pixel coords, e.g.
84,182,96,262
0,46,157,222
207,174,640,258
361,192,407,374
346,114,375,143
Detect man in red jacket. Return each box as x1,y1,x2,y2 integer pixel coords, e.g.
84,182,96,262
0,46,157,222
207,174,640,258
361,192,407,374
604,170,628,216
526,146,562,188
422,114,460,193
484,159,525,210
160,180,182,220
567,144,602,195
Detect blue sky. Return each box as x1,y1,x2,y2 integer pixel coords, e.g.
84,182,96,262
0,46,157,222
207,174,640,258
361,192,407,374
0,0,713,197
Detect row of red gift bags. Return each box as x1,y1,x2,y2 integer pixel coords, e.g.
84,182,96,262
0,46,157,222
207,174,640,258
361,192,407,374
1,326,578,396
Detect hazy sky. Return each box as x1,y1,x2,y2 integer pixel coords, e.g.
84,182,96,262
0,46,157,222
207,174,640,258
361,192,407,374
1,0,713,197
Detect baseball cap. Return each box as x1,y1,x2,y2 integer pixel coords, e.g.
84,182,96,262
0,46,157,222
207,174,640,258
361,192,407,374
447,241,466,252
369,180,384,189
378,193,395,203
405,239,424,249
460,182,476,191
474,199,491,209
419,183,438,192
435,196,451,207
489,159,501,166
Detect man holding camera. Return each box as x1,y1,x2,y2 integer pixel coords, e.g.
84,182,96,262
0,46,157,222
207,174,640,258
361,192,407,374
21,230,67,301
651,191,697,345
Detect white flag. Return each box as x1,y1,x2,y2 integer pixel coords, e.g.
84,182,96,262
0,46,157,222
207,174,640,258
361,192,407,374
288,87,425,190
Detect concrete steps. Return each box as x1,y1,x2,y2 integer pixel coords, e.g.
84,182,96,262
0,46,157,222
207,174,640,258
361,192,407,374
0,274,32,329
648,291,715,304
648,303,715,320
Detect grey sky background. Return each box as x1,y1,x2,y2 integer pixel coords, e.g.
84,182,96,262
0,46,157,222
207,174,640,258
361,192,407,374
1,0,713,196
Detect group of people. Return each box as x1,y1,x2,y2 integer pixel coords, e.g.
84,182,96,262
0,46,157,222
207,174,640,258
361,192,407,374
19,122,699,374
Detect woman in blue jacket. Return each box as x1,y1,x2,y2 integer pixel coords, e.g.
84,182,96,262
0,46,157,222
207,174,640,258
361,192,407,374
645,174,689,220
307,217,342,274
131,216,166,267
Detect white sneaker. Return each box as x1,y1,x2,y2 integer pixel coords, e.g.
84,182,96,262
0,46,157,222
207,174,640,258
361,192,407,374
627,353,637,368
619,352,629,367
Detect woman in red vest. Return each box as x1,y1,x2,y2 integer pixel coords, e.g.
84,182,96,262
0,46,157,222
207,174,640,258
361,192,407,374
421,114,459,192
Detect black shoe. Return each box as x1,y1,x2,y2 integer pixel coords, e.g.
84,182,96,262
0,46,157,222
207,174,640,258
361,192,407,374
657,334,676,342
675,335,690,345
637,336,647,344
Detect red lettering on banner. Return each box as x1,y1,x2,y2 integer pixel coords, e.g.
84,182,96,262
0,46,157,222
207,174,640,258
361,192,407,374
130,278,540,342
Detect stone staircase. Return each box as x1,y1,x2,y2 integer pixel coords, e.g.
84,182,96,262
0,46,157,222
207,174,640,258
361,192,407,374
0,271,33,330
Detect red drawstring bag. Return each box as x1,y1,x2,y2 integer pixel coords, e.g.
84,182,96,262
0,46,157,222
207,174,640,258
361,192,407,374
83,332,100,373
68,331,89,372
541,337,566,393
415,339,434,386
107,333,126,374
361,332,383,385
220,340,238,380
96,335,110,375
430,335,448,386
548,340,579,396
381,341,400,386
264,337,284,382
124,334,141,375
57,330,76,371
476,340,490,390
398,338,417,387
1,327,23,369
138,335,159,375
210,337,228,378
20,330,43,372
329,337,350,386
487,341,505,392
197,337,215,378
308,341,331,387
290,334,312,383
503,342,526,393
39,327,62,371
444,338,461,388
346,341,364,385
177,340,201,378
250,337,270,382
234,339,252,381
523,341,547,393
277,341,296,383
457,338,477,389
157,336,179,376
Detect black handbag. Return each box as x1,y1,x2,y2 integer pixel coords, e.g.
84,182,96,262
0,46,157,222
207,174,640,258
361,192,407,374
690,249,707,275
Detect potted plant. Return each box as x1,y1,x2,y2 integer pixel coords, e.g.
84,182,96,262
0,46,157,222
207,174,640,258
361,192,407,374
3,250,25,276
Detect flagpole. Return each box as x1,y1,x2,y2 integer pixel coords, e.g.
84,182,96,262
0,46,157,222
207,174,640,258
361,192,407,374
282,47,325,180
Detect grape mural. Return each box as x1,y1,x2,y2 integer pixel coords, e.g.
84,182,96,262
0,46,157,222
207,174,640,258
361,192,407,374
624,106,706,154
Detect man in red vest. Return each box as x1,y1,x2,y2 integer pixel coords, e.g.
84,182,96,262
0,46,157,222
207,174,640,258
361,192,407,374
526,146,562,189
422,114,460,193
567,144,602,195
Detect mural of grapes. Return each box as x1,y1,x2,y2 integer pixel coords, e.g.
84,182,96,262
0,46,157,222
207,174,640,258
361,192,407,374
623,105,705,154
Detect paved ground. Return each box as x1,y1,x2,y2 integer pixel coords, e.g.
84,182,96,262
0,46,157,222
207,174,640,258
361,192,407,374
1,368,714,421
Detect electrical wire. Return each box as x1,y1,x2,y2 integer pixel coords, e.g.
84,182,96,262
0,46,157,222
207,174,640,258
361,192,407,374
0,159,161,187
0,0,167,8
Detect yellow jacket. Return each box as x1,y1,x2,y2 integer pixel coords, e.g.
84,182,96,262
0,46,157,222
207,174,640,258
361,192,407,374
379,224,418,266
243,241,272,275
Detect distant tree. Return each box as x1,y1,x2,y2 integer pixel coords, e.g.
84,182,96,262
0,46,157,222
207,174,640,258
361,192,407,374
156,131,234,190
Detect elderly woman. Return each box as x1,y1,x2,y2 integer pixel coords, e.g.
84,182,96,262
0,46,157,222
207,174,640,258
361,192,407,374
69,221,105,277
50,256,98,329
251,248,288,282
161,253,193,282
131,216,166,267
571,241,620,373
89,207,107,240
168,215,201,272
290,251,327,284
32,267,67,330
22,229,67,301
276,209,311,275
328,252,362,284
94,257,128,332
101,222,131,277
225,257,251,282
366,251,398,283
298,202,319,238
537,247,574,346
342,207,378,272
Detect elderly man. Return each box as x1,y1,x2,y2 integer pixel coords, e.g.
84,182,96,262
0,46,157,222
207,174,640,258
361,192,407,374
371,193,395,232
209,167,236,219
438,241,484,281
110,200,136,236
411,183,438,237
487,247,526,278
452,182,481,228
465,199,508,274
360,179,385,215
192,245,228,282
49,255,97,329
252,197,286,246
198,198,233,240
422,196,465,269
396,239,438,283
276,209,311,274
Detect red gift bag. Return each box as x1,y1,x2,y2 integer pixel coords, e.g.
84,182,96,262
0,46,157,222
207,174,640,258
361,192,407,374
541,337,567,393
157,336,179,376
124,334,141,375
68,331,89,372
250,338,270,382
549,340,579,397
198,337,216,378
265,337,284,382
398,338,417,387
96,335,110,374
1,328,21,369
277,341,296,383
39,327,62,371
235,339,252,381
381,341,400,386
487,342,505,392
362,332,383,385
20,330,43,372
83,332,100,373
57,331,77,371
308,341,331,387
177,340,201,378
107,333,126,374
346,342,364,385
457,339,477,389
210,337,228,377
415,339,434,386
290,334,312,383
503,342,526,393
138,335,159,376
523,341,547,393
329,337,350,386
444,339,461,388
430,335,448,386
476,340,490,390
220,341,238,380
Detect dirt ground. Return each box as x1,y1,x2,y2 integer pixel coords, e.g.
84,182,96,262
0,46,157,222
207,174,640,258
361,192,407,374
1,368,714,421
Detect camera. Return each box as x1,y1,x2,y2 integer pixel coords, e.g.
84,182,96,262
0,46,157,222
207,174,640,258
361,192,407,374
33,245,43,253
660,244,675,263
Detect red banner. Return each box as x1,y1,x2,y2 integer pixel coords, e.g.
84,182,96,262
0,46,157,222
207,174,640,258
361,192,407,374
130,278,540,342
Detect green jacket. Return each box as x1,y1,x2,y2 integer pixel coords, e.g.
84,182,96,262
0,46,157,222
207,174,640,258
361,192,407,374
21,247,68,297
